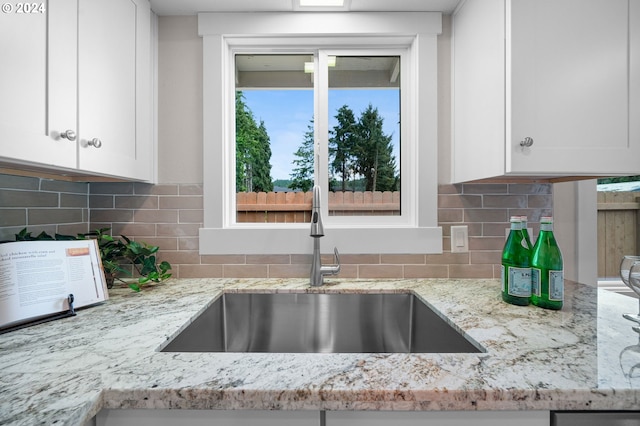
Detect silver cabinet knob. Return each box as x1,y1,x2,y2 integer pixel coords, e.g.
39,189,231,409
87,138,102,148
520,137,534,147
60,130,76,141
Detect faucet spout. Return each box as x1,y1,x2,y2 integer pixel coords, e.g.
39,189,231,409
310,185,324,237
309,185,340,286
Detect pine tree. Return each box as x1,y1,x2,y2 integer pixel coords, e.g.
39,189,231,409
235,91,273,192
329,105,357,191
354,104,397,192
252,121,273,192
289,119,315,192
235,92,252,192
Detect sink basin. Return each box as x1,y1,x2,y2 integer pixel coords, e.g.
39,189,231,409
161,293,483,354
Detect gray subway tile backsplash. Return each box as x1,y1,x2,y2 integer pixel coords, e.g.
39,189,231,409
0,173,553,279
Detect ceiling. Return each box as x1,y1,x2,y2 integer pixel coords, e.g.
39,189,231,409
149,0,461,16
235,54,400,89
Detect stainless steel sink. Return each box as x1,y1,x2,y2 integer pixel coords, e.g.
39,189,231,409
161,293,483,353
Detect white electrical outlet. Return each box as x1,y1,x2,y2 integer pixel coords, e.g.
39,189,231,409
450,225,469,253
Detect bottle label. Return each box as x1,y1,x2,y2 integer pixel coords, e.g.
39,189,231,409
549,270,564,301
508,267,532,297
531,268,541,296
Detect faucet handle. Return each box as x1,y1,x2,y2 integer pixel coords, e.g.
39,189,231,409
326,247,341,276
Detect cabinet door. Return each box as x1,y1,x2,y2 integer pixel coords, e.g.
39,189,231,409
96,409,320,425
508,0,636,175
326,410,550,426
0,1,77,169
451,0,506,183
77,0,152,181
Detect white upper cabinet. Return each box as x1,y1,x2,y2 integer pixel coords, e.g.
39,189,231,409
0,0,152,181
452,0,640,183
0,0,77,169
77,0,152,180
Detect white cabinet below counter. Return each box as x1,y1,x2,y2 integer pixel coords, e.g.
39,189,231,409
94,409,550,426
0,0,153,182
326,411,549,426
94,410,319,426
451,0,640,183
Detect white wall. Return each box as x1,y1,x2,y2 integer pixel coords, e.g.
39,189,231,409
157,16,203,184
437,15,452,184
154,15,599,282
157,15,456,186
553,180,598,286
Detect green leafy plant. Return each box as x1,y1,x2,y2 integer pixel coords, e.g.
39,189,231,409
14,228,172,292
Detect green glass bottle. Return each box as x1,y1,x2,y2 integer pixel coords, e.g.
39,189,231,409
521,215,534,249
530,216,564,310
501,216,532,306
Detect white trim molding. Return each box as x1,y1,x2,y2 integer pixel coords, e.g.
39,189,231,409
198,12,443,254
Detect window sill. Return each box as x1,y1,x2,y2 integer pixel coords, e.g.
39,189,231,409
199,226,443,255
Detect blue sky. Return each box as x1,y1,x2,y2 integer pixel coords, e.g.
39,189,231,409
243,89,400,181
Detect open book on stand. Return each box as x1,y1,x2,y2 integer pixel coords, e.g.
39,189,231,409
0,239,108,333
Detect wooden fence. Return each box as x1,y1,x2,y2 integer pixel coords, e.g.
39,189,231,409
597,191,640,279
236,191,401,223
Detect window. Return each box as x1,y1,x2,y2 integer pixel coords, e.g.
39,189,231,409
234,53,314,223
235,52,402,223
199,12,443,254
327,54,401,217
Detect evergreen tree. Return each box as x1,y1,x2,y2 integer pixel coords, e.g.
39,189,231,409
329,105,357,191
235,91,273,192
354,104,397,192
252,121,273,192
288,105,398,193
289,119,315,192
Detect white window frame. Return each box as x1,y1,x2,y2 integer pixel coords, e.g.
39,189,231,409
318,48,407,227
198,12,443,254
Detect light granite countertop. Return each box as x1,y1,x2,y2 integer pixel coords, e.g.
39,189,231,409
1,278,639,425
